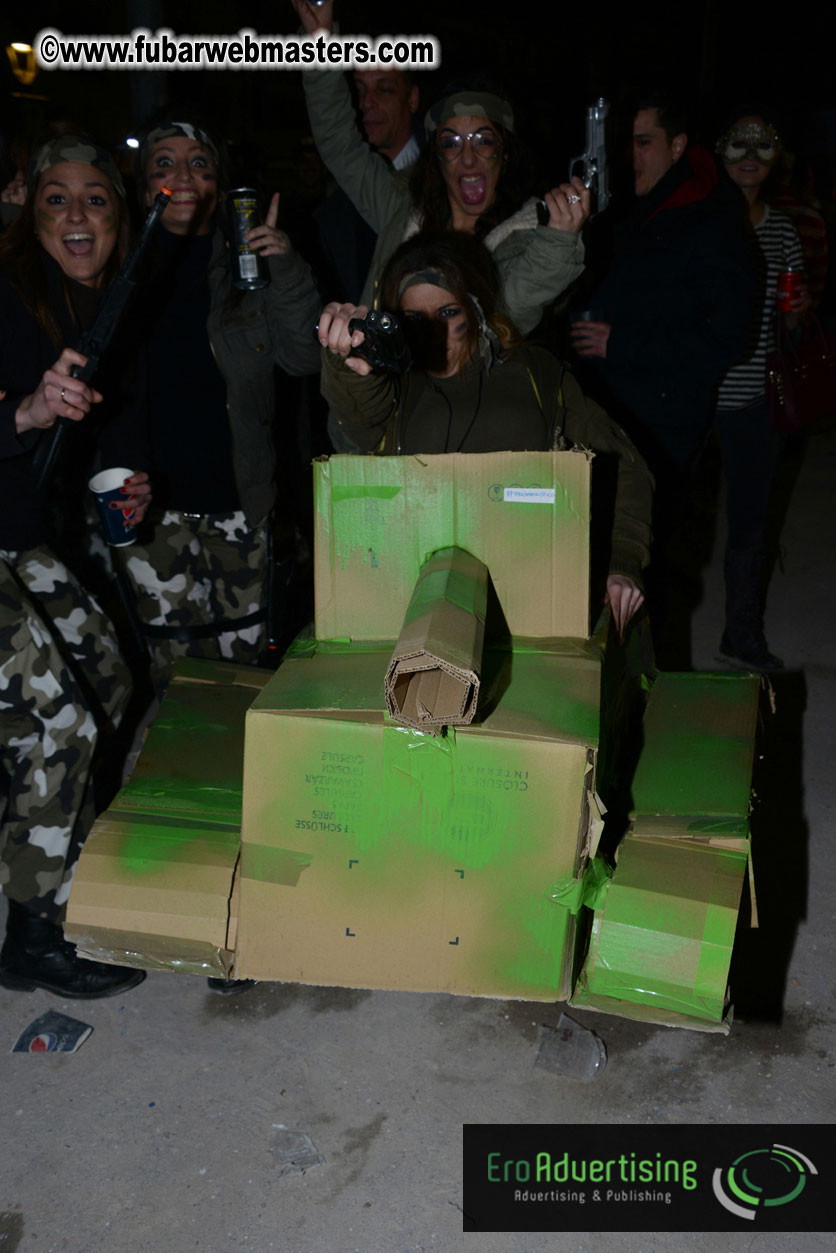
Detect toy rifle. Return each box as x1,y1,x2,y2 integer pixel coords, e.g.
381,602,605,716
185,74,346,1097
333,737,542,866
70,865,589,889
33,187,172,488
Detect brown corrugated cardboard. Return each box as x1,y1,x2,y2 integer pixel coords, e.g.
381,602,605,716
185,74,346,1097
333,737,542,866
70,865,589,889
385,546,487,731
66,662,272,976
314,451,591,642
235,640,604,997
569,671,760,1031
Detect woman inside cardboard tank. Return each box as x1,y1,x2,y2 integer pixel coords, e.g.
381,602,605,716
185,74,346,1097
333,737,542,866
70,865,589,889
316,231,653,642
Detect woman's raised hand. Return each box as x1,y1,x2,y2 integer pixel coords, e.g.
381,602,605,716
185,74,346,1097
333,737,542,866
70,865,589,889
245,193,290,258
541,177,591,233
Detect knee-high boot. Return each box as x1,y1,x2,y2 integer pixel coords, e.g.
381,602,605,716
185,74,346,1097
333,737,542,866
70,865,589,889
720,547,782,671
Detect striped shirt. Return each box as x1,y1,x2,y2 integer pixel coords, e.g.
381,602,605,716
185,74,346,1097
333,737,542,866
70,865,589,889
716,205,804,410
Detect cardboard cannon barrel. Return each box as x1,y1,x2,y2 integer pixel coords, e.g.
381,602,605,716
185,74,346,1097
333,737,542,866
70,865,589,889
385,546,487,732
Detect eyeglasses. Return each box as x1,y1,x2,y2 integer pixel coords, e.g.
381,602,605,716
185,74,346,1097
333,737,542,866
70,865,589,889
436,127,502,162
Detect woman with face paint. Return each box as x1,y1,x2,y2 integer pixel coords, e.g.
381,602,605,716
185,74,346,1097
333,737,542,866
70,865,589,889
318,232,653,642
293,0,589,347
0,137,152,999
712,109,809,671
123,120,321,693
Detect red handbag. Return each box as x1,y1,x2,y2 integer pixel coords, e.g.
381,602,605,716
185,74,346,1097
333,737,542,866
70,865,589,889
767,316,836,432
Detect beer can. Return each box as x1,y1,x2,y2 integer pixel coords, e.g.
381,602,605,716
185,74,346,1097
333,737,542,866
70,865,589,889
776,267,803,312
226,188,269,291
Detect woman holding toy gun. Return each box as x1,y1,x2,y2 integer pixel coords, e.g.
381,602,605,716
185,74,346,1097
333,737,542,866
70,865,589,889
0,137,152,1000
294,0,590,338
318,232,652,641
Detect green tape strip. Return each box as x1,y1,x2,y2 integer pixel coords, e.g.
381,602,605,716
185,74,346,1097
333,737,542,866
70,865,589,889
285,636,391,658
292,635,603,659
574,967,724,1022
241,844,314,887
331,485,403,502
105,810,240,836
550,856,612,914
685,818,749,835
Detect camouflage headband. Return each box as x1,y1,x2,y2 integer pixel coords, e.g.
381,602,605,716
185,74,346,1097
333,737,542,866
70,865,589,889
397,268,453,299
425,91,515,136
139,121,220,175
29,137,125,198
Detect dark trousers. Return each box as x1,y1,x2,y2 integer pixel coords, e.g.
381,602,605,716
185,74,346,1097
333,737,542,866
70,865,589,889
715,398,783,652
715,398,782,553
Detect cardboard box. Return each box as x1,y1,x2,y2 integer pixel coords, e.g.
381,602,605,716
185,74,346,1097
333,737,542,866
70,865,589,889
385,546,487,731
314,451,591,642
569,672,760,1032
66,661,272,976
236,641,606,998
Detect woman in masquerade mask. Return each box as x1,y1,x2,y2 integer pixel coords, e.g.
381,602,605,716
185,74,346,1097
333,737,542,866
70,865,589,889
317,232,653,642
712,108,809,671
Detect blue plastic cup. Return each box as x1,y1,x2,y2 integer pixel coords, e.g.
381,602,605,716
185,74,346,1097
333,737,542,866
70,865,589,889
88,466,137,547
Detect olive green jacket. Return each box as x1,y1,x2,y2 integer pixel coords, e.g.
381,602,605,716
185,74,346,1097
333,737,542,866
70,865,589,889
206,231,321,526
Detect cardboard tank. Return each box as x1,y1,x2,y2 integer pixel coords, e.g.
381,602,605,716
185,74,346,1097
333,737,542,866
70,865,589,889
66,452,760,1033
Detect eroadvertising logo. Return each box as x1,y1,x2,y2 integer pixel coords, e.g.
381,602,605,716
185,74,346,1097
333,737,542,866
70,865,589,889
712,1143,817,1220
462,1125,834,1233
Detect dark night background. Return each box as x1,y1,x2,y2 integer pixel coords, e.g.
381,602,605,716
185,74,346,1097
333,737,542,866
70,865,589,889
2,1,835,213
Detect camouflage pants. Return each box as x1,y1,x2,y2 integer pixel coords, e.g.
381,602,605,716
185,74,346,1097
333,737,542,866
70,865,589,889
0,546,132,921
122,510,267,680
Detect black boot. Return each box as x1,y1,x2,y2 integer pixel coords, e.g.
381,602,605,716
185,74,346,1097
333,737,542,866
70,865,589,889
0,900,146,999
206,977,256,995
719,547,783,671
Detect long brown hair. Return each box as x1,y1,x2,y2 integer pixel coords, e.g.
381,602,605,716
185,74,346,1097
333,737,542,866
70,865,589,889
407,125,530,240
0,167,130,349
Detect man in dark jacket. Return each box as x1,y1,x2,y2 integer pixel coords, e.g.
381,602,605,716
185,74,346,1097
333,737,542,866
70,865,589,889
571,92,757,665
572,93,756,473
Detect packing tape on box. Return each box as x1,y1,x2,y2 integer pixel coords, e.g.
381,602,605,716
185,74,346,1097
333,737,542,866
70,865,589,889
550,856,612,915
578,886,738,1022
241,844,314,887
70,930,234,977
381,724,477,858
574,958,727,1022
106,810,242,837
